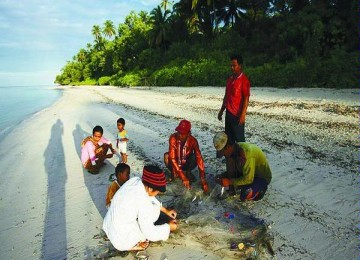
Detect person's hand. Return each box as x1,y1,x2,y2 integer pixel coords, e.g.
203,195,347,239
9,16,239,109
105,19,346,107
112,148,116,154
217,110,223,121
201,178,209,193
238,118,245,124
169,220,178,232
219,178,232,187
182,179,191,189
166,209,177,219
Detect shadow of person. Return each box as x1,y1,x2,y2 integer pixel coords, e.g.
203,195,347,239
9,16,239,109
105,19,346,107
42,119,67,259
72,124,89,159
72,124,108,219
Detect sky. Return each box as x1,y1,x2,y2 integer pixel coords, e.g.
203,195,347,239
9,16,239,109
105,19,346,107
0,0,163,86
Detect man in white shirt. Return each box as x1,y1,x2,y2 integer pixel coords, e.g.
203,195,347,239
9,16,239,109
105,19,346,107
103,165,178,251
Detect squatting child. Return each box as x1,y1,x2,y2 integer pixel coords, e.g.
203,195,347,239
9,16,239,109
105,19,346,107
116,118,129,163
106,163,130,208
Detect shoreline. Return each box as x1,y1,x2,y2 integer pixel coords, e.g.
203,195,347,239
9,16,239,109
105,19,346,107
0,86,357,259
0,86,63,139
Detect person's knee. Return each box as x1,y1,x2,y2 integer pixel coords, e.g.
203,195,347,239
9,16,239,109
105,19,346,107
163,152,169,166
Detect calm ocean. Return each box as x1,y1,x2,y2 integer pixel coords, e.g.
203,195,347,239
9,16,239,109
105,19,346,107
0,85,62,137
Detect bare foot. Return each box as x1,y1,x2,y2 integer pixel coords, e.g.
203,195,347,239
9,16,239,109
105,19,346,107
128,240,149,251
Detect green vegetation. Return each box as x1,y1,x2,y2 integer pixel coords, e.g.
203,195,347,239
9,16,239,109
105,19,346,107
55,0,357,88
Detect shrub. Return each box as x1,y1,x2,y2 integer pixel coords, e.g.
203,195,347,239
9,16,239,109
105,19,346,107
111,72,142,86
98,76,112,85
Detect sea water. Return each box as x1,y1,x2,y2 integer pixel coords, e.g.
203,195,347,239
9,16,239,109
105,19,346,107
0,85,62,137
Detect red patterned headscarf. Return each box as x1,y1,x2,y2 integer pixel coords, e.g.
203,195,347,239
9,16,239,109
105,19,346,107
142,165,166,192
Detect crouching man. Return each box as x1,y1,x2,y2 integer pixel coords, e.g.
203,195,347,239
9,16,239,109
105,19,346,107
164,119,209,192
81,125,116,174
103,165,178,251
213,132,272,201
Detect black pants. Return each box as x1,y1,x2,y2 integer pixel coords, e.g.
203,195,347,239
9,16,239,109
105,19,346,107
154,212,172,225
225,111,245,144
166,152,197,173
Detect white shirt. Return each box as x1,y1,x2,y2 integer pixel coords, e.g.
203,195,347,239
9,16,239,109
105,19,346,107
102,177,170,251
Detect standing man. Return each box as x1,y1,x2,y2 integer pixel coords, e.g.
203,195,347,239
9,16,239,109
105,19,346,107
213,132,272,201
164,119,209,193
218,54,250,144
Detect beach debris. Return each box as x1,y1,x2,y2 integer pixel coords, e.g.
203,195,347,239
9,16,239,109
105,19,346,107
238,243,245,250
135,250,150,260
230,225,234,233
160,252,169,260
192,195,197,202
94,245,109,258
224,212,235,219
220,187,225,196
108,173,115,182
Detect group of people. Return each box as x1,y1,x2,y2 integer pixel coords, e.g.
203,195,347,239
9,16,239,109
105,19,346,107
79,54,272,252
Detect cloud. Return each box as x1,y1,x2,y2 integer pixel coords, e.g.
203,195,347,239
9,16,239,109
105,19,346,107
0,0,162,86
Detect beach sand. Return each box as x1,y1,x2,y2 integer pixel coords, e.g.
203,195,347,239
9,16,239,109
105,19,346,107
0,86,357,259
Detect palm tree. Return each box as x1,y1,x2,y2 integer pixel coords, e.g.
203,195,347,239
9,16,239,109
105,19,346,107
103,20,116,39
92,25,102,41
218,0,246,29
160,0,173,11
190,0,218,38
149,6,171,49
173,0,198,34
76,49,87,63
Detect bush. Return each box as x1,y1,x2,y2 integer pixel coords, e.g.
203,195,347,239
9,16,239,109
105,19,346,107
75,78,97,86
317,49,357,88
98,76,112,85
150,58,230,86
111,72,142,86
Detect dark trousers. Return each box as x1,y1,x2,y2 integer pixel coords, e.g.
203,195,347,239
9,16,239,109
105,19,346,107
219,171,268,201
225,111,245,144
239,177,268,201
154,212,172,225
166,152,197,173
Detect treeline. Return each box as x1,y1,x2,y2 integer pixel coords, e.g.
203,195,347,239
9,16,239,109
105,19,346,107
55,0,357,88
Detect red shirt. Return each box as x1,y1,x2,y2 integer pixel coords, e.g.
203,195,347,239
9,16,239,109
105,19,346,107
168,133,205,180
224,73,250,117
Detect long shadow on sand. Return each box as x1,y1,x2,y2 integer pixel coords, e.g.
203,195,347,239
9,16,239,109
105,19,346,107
72,124,108,219
42,119,67,259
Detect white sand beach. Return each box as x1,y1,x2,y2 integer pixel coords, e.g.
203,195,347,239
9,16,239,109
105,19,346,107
0,86,357,259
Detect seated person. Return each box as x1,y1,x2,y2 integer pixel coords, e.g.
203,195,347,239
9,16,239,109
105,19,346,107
81,125,116,174
106,163,130,208
164,119,209,192
103,165,178,251
213,132,272,201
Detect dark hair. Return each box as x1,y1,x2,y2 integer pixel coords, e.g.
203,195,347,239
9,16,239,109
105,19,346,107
230,54,243,65
93,125,103,135
115,163,130,176
117,118,125,125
